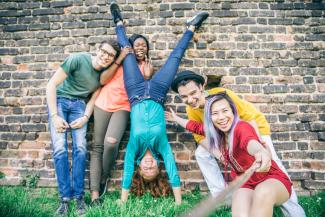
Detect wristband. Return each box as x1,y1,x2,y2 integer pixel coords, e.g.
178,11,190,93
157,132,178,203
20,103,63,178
114,61,121,66
83,114,89,120
51,112,58,118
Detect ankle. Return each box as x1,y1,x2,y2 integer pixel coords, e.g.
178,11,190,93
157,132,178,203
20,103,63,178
116,21,123,26
91,191,99,200
188,25,195,32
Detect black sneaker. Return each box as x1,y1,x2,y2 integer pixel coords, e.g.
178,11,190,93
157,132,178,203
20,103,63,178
99,179,108,198
90,198,103,207
55,200,69,217
76,197,86,216
110,1,123,24
186,12,209,30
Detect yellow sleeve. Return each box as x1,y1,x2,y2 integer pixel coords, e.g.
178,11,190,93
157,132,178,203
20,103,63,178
225,89,258,121
186,106,205,143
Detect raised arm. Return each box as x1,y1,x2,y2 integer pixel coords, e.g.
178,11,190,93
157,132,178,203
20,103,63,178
165,108,205,135
100,46,133,85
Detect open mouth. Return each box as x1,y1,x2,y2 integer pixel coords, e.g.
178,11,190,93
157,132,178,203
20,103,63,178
136,51,144,57
218,120,229,129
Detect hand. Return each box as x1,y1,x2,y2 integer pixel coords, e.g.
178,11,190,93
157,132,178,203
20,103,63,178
143,55,154,80
115,199,125,206
260,140,273,160
69,116,88,129
53,115,69,133
117,46,133,63
165,108,178,122
254,149,271,172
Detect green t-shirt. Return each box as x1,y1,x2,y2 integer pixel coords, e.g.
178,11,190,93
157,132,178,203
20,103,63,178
57,53,101,100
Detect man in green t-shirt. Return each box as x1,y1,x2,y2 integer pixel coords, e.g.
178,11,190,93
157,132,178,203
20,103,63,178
46,40,120,216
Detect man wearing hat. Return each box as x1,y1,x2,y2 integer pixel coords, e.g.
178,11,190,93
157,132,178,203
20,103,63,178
169,70,305,217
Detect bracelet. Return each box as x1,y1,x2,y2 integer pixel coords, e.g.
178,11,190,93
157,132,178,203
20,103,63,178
114,61,121,66
83,114,89,120
51,112,58,118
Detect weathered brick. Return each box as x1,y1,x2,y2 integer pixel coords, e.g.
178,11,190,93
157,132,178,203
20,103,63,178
0,17,17,24
305,3,325,10
32,8,64,16
289,172,311,181
29,23,50,31
0,10,31,17
212,10,240,17
207,60,231,67
0,133,26,141
263,85,289,94
318,132,325,141
51,1,73,8
303,180,325,190
171,3,194,10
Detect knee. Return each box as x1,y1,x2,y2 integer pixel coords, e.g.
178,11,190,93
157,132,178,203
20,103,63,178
75,140,87,154
105,137,118,144
104,137,119,150
52,139,66,158
253,187,275,205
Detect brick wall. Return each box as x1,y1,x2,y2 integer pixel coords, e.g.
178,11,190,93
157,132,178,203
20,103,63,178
0,0,324,195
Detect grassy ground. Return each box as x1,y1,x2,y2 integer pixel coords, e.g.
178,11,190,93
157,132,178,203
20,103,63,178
0,186,324,217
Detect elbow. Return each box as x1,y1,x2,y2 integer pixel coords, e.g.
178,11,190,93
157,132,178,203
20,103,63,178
46,82,55,95
99,78,106,85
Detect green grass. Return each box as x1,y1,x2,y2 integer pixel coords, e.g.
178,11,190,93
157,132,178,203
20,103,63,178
0,186,324,217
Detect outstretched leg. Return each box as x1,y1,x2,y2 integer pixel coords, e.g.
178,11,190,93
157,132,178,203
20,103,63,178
262,135,306,217
111,2,145,102
149,12,209,102
250,179,290,217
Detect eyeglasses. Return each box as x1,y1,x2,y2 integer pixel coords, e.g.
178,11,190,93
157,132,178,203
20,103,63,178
99,49,116,58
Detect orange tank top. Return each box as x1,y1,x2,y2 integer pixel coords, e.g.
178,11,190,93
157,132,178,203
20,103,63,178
95,62,145,112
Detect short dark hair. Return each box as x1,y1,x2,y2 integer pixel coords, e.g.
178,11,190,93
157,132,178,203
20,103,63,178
99,39,121,59
177,79,200,90
171,70,205,93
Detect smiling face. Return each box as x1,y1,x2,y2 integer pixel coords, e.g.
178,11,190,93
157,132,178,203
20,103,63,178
139,150,159,181
211,98,235,133
94,43,117,69
133,38,148,61
178,81,206,109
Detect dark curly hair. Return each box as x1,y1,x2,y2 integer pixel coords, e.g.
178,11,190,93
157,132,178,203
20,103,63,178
130,168,172,197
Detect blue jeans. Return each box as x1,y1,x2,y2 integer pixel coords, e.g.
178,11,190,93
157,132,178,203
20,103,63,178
48,97,88,200
116,25,193,106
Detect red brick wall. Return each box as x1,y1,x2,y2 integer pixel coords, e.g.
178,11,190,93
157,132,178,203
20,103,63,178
0,1,324,195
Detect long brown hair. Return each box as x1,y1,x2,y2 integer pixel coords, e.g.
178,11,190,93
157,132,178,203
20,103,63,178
130,168,172,197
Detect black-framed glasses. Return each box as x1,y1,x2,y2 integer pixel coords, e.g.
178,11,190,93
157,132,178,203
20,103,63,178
99,49,116,58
